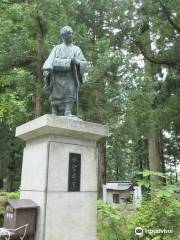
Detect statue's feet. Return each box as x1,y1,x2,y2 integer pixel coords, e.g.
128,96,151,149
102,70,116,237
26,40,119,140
64,111,83,121
64,111,74,117
52,106,58,115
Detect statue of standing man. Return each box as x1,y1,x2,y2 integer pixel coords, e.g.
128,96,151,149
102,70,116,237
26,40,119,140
43,26,87,117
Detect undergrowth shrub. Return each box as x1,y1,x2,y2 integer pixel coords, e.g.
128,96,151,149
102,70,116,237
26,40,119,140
97,192,180,240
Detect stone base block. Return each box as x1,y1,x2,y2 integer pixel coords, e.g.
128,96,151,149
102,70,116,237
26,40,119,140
45,192,97,240
16,115,109,240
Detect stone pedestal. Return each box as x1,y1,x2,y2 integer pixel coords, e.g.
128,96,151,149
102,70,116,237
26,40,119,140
16,114,109,240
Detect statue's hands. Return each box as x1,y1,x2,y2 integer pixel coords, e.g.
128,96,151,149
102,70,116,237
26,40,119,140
71,58,80,66
43,70,50,78
43,70,51,90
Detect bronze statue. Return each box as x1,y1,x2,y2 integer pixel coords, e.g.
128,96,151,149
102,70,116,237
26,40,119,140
43,26,87,117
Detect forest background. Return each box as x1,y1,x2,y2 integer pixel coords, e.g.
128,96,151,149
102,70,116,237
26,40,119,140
0,0,179,192
0,0,180,238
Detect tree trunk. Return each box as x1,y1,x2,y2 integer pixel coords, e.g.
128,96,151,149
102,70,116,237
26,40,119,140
141,16,163,197
97,138,107,198
148,130,163,192
3,177,11,192
160,131,166,184
34,13,45,118
173,157,178,182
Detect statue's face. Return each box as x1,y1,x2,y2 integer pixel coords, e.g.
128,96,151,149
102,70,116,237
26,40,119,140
62,31,73,45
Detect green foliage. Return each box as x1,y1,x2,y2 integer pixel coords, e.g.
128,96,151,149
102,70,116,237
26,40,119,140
97,194,180,240
0,0,67,191
129,195,180,239
138,170,166,178
0,191,20,215
137,170,177,199
0,68,33,125
0,191,20,226
137,170,166,189
97,200,129,240
0,122,24,191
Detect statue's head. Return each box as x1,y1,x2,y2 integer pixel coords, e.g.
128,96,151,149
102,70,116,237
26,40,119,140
60,26,73,45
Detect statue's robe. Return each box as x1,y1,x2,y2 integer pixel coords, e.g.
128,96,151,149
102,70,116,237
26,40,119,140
43,43,87,108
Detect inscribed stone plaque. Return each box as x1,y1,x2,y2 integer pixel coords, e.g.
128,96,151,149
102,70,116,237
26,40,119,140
68,153,81,192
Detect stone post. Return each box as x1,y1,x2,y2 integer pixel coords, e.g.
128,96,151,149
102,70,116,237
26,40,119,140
16,114,109,240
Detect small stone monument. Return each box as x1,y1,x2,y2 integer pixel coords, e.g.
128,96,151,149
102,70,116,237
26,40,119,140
16,115,109,240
